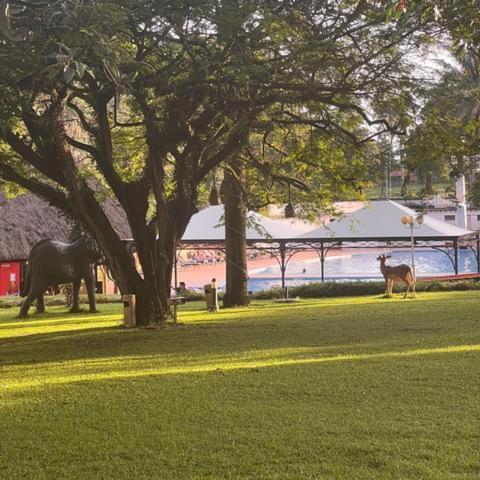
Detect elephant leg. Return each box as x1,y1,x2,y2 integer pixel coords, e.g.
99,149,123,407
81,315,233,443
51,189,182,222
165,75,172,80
84,268,98,313
70,280,81,313
18,284,41,318
36,292,45,314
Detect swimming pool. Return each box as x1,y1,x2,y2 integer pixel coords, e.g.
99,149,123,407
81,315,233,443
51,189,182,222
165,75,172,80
245,249,478,292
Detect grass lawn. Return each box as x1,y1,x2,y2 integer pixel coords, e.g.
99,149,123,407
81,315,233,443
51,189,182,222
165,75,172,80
1,292,479,480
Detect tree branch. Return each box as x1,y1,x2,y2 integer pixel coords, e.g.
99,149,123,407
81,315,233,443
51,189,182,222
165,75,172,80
1,128,67,186
0,160,71,214
67,97,98,136
65,135,99,158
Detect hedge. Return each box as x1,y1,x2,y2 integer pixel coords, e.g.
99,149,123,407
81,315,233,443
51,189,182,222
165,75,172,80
251,280,480,300
0,289,206,309
2,280,480,309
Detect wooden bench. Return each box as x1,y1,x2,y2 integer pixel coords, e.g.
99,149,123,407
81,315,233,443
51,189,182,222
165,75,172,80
169,296,186,324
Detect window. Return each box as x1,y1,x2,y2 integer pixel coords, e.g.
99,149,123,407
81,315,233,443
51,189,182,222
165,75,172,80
444,215,456,222
477,215,480,221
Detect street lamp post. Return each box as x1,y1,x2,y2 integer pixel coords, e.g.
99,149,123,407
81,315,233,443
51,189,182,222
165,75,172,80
401,214,423,280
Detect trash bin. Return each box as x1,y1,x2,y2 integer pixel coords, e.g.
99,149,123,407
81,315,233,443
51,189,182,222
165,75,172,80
204,280,219,312
123,294,136,327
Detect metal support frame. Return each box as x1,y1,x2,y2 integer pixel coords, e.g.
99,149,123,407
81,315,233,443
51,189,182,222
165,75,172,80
473,235,480,273
430,246,457,273
299,241,341,282
174,253,178,290
321,242,324,282
454,240,459,275
279,241,287,297
466,243,479,273
175,233,480,290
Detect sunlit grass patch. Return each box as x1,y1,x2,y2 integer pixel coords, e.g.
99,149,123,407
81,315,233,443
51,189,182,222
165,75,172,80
0,306,122,339
1,292,479,479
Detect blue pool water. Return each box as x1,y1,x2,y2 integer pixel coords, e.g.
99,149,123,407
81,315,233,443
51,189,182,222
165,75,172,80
244,249,477,292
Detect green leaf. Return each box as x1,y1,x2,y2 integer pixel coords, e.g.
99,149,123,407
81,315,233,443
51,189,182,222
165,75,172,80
63,64,75,83
38,62,63,80
75,62,85,79
56,53,69,64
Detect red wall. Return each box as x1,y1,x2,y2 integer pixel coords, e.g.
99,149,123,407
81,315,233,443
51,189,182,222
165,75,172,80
0,262,21,296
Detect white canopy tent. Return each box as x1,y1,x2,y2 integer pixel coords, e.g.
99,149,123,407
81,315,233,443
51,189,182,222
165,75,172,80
298,200,472,241
294,200,477,283
175,201,479,294
181,205,313,243
134,200,479,297
176,205,315,294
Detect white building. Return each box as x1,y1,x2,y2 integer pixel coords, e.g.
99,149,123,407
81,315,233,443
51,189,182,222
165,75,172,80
403,176,480,231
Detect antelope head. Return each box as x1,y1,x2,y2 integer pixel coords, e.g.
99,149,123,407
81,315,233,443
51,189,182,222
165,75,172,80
376,254,391,264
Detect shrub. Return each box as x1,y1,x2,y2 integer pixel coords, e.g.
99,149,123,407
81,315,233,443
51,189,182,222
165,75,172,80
0,291,207,309
251,280,480,300
0,294,124,309
4,280,478,309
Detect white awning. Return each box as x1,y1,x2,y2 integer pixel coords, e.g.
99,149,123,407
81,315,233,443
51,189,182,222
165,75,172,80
298,200,472,241
181,205,313,242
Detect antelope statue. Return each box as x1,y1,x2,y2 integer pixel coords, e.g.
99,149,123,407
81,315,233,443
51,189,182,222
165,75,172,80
377,254,415,298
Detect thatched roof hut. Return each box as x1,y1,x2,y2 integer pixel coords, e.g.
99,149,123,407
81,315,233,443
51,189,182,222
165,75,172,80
0,193,131,261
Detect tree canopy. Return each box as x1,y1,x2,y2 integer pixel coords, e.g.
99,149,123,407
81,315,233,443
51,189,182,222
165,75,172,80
0,0,437,323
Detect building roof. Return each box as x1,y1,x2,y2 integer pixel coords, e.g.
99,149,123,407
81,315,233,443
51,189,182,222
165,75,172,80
0,193,131,261
181,205,313,242
298,200,472,241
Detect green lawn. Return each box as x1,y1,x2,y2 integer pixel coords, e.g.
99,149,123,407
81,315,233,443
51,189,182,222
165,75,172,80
1,292,479,480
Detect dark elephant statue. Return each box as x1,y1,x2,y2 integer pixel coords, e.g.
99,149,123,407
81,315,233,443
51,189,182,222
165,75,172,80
19,237,101,318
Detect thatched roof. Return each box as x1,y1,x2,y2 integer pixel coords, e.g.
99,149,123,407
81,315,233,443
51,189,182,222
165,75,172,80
0,193,131,261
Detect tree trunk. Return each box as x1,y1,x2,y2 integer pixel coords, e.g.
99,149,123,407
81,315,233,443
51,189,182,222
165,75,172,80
69,165,193,326
130,202,191,325
95,216,178,326
425,172,434,196
400,170,410,197
223,159,249,308
72,186,165,325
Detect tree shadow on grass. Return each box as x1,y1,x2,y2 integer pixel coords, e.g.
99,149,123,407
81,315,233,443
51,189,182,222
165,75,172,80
1,294,476,370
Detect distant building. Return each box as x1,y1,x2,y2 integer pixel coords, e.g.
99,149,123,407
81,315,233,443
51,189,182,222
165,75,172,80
402,175,480,231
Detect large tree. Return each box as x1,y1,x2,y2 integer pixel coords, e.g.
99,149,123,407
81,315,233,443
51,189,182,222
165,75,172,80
222,121,383,307
0,1,426,324
402,46,480,198
222,156,249,308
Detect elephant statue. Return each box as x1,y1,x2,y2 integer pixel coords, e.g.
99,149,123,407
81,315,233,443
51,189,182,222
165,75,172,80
19,236,101,318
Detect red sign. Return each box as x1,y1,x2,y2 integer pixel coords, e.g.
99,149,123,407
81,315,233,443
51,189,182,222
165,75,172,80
0,262,21,296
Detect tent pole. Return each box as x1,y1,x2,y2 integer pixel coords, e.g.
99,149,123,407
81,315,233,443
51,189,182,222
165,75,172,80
174,251,178,291
280,242,286,298
454,240,459,275
477,235,480,274
321,242,325,282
